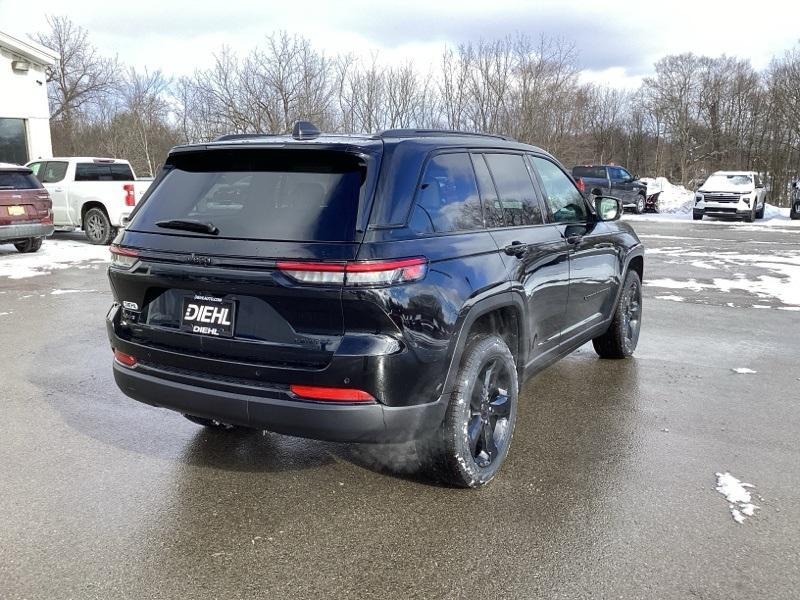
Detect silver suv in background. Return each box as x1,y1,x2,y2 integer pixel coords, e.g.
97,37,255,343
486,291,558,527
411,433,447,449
693,171,767,222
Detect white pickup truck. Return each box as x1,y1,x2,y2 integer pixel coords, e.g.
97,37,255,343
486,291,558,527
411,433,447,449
25,157,152,244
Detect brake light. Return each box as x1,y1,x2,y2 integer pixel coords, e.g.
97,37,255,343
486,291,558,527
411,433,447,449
289,384,375,403
575,177,585,193
113,349,137,367
110,245,139,269
277,257,427,286
123,184,135,207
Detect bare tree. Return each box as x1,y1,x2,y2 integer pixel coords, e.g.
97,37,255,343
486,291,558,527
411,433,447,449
32,15,118,154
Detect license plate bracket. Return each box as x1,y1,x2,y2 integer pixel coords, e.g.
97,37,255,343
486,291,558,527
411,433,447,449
180,294,236,338
8,205,25,216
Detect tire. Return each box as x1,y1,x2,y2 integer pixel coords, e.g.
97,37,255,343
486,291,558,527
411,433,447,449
756,199,765,219
743,205,755,223
83,207,116,245
416,334,519,488
791,208,800,221
14,237,43,253
183,414,240,430
634,194,645,214
593,270,642,359
693,212,703,221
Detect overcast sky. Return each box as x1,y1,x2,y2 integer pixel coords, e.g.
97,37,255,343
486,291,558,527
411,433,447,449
2,0,799,88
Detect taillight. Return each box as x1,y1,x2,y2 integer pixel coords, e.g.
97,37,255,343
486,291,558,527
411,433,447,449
277,257,428,287
110,245,139,269
113,349,137,367
575,177,585,193
289,384,375,403
123,184,135,207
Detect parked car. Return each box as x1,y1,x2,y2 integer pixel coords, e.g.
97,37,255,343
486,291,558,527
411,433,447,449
106,123,645,487
0,163,53,253
693,171,767,222
791,181,800,220
571,164,652,213
26,157,151,245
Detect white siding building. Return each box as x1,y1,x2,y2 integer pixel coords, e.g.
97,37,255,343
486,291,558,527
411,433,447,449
0,30,58,165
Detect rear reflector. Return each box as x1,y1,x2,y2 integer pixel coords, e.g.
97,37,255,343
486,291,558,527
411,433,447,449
277,257,427,286
289,384,375,403
113,349,137,367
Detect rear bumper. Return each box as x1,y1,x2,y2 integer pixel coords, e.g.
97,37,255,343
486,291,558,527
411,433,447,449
112,361,446,442
0,222,54,242
106,303,448,442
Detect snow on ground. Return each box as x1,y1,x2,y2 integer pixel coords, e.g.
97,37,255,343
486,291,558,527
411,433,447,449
715,472,759,524
731,368,757,374
645,249,800,307
627,177,800,226
0,238,109,279
654,294,685,302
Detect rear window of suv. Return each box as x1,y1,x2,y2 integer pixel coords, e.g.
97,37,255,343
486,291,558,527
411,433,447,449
0,171,44,190
130,149,367,242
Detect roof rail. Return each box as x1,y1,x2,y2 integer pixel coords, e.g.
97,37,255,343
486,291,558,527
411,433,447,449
376,128,515,142
213,133,276,142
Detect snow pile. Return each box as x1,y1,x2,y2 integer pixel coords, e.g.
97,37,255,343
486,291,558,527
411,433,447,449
715,472,758,524
639,177,695,214
0,238,109,279
763,204,790,220
627,177,799,225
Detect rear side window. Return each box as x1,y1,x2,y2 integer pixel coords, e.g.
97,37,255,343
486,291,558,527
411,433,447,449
130,149,367,242
75,163,134,181
38,161,68,184
484,153,543,226
572,166,607,179
410,153,482,233
532,157,588,223
0,171,43,190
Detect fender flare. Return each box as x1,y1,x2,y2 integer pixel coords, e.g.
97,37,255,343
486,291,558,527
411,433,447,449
613,243,645,308
439,288,527,399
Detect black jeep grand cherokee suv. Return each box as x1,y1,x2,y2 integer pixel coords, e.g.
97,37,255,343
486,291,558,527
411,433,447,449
107,122,644,487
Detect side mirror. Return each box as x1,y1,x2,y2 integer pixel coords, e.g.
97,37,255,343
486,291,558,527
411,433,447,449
594,196,622,221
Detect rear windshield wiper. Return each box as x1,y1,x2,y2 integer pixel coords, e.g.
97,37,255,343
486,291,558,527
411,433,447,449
155,219,219,235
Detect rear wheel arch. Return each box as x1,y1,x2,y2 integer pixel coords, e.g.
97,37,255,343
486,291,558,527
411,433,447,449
80,200,109,223
441,293,527,398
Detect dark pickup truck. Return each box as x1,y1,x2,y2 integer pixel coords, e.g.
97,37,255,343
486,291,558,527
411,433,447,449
572,165,653,214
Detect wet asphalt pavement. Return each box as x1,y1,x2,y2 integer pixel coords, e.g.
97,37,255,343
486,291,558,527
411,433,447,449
1,222,799,599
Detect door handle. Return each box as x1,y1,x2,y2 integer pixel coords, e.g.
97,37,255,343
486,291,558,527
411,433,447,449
53,187,64,192
503,241,527,257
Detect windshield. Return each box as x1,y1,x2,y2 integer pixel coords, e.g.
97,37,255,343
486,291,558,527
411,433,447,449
702,174,753,189
129,149,367,242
